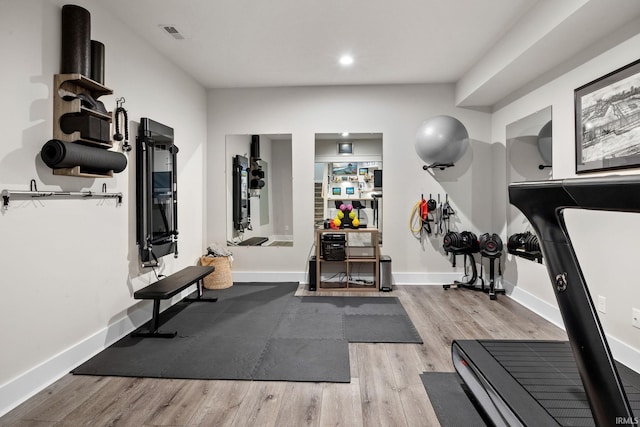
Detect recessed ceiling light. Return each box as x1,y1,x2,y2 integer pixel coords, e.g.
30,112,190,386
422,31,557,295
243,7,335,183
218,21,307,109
339,55,354,66
341,132,349,137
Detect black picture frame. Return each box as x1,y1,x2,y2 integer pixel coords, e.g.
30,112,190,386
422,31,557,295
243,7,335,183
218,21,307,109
575,58,640,173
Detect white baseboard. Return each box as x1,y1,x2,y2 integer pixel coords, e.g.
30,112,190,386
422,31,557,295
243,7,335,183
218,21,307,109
506,280,640,374
505,280,564,328
233,271,460,286
231,271,307,283
390,272,461,285
0,286,197,417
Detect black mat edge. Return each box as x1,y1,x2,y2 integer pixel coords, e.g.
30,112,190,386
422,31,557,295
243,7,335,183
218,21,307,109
420,372,489,427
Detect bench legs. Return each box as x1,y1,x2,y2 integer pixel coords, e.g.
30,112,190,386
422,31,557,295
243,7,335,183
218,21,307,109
131,299,177,338
183,277,219,303
131,279,218,339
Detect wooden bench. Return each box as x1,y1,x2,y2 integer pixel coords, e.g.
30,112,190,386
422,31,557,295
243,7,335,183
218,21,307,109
132,265,216,338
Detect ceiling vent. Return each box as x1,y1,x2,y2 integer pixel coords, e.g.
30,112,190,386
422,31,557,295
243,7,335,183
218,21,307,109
160,25,185,40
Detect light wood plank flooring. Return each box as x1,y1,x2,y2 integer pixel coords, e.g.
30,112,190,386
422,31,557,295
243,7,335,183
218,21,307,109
1,285,566,426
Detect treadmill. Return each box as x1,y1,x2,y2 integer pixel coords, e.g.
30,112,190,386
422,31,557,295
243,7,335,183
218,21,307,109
452,176,640,426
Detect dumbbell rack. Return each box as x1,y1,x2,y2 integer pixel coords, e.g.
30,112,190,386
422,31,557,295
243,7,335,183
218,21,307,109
443,251,478,290
479,254,506,300
443,251,505,300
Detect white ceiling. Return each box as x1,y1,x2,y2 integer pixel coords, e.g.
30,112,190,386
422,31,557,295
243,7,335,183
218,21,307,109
99,0,640,108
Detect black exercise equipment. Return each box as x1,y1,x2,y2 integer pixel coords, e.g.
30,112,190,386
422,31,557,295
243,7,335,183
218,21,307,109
249,135,265,190
479,233,502,258
237,236,269,246
443,231,505,300
478,233,506,300
40,139,127,174
90,40,105,84
443,230,479,254
114,97,131,152
371,193,381,227
136,118,179,267
60,5,91,77
508,231,543,263
453,176,640,426
132,266,217,338
59,113,110,143
443,231,480,291
352,200,365,220
232,155,250,231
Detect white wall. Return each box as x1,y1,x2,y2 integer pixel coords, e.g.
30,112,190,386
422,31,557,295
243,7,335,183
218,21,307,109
315,138,383,162
0,0,207,414
207,84,493,280
271,139,293,238
492,24,640,366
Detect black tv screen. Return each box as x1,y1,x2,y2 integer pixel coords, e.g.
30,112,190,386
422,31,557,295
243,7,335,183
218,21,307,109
153,171,172,194
374,170,382,188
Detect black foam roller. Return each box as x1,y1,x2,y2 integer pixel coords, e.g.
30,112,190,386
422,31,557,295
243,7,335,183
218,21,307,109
41,139,127,174
251,134,260,158
90,40,105,84
61,5,91,76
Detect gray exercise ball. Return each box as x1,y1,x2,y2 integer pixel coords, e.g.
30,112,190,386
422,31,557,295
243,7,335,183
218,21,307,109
415,115,469,165
537,120,552,165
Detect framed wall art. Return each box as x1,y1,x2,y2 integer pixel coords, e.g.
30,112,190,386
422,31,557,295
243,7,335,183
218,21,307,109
575,58,640,173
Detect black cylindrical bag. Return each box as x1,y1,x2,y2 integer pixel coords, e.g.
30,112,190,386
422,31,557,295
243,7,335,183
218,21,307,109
41,139,127,174
60,5,91,76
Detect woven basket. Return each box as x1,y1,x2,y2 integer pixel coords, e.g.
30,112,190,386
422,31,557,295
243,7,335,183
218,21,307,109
200,256,233,289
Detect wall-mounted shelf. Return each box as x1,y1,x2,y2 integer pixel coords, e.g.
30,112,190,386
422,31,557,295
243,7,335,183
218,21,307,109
51,74,116,178
52,166,114,179
1,188,122,209
54,73,114,147
422,162,454,171
56,73,113,96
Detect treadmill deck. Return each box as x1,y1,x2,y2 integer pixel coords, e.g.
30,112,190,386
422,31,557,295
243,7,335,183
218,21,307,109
453,340,640,426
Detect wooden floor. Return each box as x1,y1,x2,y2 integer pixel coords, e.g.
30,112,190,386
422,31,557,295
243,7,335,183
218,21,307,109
1,285,566,427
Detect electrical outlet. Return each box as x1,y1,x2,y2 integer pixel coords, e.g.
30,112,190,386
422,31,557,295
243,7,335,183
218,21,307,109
597,295,606,314
633,308,640,329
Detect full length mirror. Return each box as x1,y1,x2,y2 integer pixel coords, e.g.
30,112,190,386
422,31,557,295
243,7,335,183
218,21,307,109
506,106,552,263
314,133,383,243
226,134,293,246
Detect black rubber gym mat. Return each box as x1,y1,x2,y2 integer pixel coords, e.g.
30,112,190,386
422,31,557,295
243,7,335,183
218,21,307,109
73,283,421,382
344,314,423,343
420,372,488,427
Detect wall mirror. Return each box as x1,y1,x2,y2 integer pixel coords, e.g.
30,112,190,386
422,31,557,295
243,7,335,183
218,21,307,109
226,134,293,247
136,118,178,267
314,133,383,244
506,106,552,263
